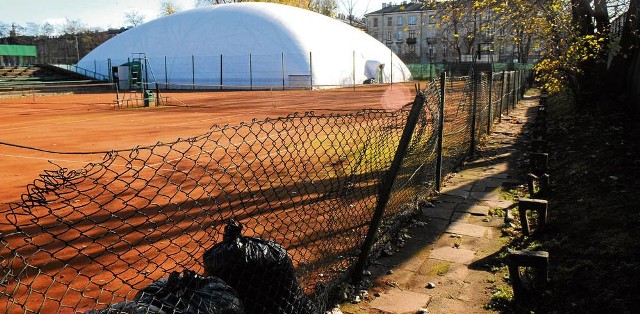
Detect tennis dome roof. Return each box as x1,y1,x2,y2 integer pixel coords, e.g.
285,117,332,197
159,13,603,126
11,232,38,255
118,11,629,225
78,2,412,89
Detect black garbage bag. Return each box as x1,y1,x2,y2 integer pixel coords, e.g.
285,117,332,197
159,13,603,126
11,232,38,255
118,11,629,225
134,269,245,314
83,301,167,314
202,219,316,314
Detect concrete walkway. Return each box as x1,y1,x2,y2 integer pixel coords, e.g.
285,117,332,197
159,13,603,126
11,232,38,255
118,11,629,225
338,94,539,314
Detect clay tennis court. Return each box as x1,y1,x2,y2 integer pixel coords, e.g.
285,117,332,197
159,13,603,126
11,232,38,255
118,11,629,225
0,83,420,204
1,83,431,312
0,78,486,313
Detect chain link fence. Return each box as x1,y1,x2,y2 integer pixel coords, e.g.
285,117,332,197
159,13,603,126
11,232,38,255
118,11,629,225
0,69,530,313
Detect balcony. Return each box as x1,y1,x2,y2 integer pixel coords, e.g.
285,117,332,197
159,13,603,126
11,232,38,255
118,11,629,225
406,37,417,45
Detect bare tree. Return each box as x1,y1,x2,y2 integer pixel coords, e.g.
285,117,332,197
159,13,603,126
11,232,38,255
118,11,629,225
338,0,358,24
0,22,9,37
41,22,55,36
125,10,146,27
22,22,41,36
60,18,86,35
436,1,477,64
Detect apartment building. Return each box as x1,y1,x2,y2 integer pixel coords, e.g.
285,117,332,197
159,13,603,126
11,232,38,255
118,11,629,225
365,0,526,65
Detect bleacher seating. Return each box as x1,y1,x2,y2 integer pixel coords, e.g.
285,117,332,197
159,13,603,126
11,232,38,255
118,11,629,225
0,65,94,83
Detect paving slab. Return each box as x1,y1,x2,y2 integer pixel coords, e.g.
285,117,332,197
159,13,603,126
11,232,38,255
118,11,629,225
434,194,467,204
471,182,501,193
450,212,471,222
417,217,450,236
426,297,471,314
446,221,488,238
369,288,431,314
441,188,470,199
422,207,454,220
455,203,490,216
483,199,516,209
429,246,476,265
469,190,502,201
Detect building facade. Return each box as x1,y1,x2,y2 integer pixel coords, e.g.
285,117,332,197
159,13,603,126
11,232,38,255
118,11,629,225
364,0,529,65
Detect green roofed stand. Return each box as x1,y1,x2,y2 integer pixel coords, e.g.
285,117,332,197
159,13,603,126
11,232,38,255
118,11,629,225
0,45,37,66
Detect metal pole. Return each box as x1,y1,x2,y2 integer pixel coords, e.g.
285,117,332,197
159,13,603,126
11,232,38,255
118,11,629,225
390,48,393,88
107,58,112,82
470,71,478,158
513,70,520,104
352,89,427,283
144,57,149,90
309,51,313,90
487,69,493,134
164,56,168,86
436,72,446,191
499,70,506,123
511,71,518,109
192,55,195,90
506,72,511,115
353,50,356,91
220,54,223,90
249,53,253,91
281,52,285,90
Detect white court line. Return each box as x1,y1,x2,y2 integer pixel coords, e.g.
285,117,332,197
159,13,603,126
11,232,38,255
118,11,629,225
0,153,103,165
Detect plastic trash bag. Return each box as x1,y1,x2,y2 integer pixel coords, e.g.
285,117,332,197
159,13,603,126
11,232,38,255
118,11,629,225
202,219,316,314
82,301,166,314
134,269,245,314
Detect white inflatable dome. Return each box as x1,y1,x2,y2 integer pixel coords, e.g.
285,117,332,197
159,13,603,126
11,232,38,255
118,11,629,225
77,2,412,89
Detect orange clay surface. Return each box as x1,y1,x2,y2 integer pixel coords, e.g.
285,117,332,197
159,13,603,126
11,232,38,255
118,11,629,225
0,84,420,205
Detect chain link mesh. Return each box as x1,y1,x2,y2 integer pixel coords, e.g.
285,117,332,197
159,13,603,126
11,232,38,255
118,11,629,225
1,71,529,313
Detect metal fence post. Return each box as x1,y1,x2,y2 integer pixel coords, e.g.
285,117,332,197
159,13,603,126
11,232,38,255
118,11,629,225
470,71,478,158
309,51,313,90
488,69,493,134
353,50,356,90
506,72,511,116
512,71,517,108
164,56,168,86
249,53,253,91
436,72,446,191
107,58,112,82
515,70,520,104
352,88,427,283
499,70,505,123
191,55,195,89
220,54,223,90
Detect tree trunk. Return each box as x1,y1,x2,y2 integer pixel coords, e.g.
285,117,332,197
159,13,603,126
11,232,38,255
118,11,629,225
593,0,610,36
571,0,594,36
608,0,640,100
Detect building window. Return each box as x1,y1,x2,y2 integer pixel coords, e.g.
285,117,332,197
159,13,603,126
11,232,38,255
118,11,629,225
373,18,378,27
408,30,415,38
485,26,494,37
409,44,415,52
408,15,417,25
397,16,403,26
386,31,392,41
387,17,392,27
484,12,491,22
396,31,403,41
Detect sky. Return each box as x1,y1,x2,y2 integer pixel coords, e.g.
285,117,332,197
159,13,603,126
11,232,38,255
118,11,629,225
0,0,385,33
